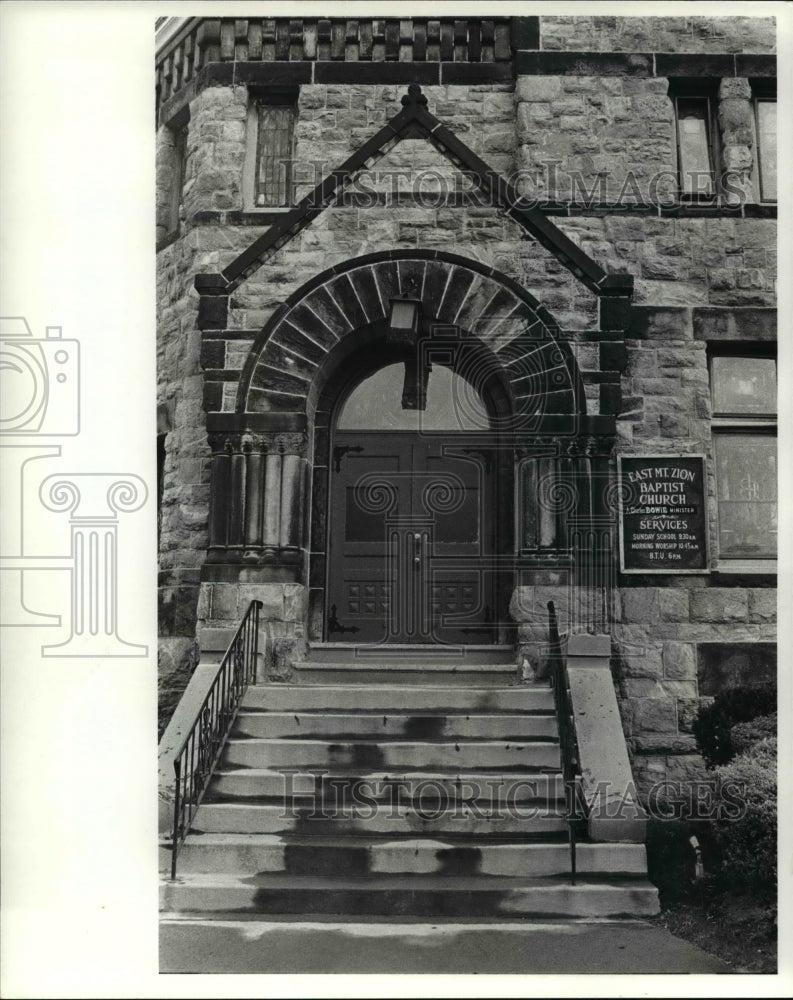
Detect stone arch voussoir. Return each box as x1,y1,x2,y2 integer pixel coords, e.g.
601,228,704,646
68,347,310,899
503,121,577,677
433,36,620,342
239,251,585,418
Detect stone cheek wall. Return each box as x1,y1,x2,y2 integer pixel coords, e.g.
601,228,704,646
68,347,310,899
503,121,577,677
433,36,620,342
156,75,776,770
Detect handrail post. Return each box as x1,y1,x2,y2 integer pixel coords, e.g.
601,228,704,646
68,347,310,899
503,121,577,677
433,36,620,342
170,757,182,882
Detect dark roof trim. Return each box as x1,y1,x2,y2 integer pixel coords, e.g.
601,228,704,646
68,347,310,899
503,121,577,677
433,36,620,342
196,84,629,299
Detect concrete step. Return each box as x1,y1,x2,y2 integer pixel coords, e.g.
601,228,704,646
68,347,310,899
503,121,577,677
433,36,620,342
222,738,562,771
232,711,558,741
307,643,516,665
294,663,519,688
171,833,649,878
191,802,569,837
160,873,660,919
208,768,565,803
241,684,554,714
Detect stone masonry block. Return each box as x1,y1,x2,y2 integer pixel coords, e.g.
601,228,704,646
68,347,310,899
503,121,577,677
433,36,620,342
634,698,677,734
620,588,660,624
629,306,692,340
206,583,239,620
621,678,666,699
748,589,777,622
515,77,562,103
633,735,697,755
723,145,753,172
719,99,753,131
664,755,707,785
617,648,663,680
238,583,284,621
661,680,698,699
284,584,307,622
718,78,753,101
663,642,696,680
689,589,749,623
631,756,669,793
658,589,689,622
677,698,700,734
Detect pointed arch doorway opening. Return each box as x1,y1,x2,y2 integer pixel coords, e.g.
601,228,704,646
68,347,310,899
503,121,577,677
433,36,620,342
326,346,514,645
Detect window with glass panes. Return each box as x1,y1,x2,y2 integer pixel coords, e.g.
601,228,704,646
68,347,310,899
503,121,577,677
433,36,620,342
754,97,777,202
674,94,716,197
710,353,777,562
255,102,296,207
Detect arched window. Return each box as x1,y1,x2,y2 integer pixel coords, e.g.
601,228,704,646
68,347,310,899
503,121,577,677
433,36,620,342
336,363,491,431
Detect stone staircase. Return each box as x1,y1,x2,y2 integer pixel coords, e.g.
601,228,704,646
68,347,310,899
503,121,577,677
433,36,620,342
160,654,659,922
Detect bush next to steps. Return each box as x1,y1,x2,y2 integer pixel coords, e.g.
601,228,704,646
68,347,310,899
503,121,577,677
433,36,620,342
709,736,777,899
692,685,776,768
730,712,777,756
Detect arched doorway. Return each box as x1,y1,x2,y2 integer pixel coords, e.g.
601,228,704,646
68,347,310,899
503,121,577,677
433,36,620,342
204,251,616,656
325,344,513,645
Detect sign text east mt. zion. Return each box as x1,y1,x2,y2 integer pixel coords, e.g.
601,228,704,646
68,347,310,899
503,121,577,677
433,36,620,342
618,456,708,573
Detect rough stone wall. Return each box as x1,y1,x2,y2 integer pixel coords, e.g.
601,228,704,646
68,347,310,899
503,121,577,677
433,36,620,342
612,304,776,792
540,16,776,53
515,76,677,203
613,584,775,790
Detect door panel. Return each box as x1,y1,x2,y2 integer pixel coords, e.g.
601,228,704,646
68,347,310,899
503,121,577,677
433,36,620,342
328,432,498,643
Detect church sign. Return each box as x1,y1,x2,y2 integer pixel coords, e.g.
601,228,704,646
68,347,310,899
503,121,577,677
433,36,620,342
618,455,709,573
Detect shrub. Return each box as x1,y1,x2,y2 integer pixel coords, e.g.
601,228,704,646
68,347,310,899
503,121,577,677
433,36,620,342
711,737,777,898
693,685,776,768
731,712,777,756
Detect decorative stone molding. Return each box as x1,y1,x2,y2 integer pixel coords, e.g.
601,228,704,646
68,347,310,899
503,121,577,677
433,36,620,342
156,17,526,116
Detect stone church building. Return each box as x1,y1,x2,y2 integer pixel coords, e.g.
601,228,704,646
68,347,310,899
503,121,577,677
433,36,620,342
156,14,776,931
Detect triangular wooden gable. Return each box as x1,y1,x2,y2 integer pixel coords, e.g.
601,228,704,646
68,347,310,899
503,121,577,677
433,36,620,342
195,84,632,300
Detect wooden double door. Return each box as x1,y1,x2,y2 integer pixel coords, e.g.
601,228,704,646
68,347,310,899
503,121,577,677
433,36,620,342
327,431,504,644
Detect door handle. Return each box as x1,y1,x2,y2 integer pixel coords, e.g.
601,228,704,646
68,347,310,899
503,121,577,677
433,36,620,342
413,532,422,566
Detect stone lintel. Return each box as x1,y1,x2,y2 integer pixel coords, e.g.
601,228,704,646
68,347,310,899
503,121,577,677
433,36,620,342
692,306,777,342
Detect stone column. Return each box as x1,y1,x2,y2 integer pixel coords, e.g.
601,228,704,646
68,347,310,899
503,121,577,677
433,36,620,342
718,78,755,206
206,428,307,569
537,456,557,548
262,450,282,560
279,452,303,552
207,434,232,558
242,435,265,562
227,439,246,558
39,474,148,656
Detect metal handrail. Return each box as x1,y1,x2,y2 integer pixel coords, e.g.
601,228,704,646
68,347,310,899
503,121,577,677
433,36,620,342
169,599,263,879
547,600,586,884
